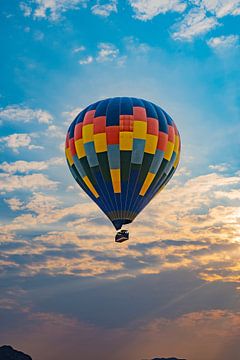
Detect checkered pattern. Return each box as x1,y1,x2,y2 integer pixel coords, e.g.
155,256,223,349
65,97,181,230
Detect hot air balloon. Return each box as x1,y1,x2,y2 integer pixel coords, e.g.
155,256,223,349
65,97,181,242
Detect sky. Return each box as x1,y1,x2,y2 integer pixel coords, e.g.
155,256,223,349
0,1,240,359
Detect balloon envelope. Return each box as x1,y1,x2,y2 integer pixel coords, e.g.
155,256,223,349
65,97,181,230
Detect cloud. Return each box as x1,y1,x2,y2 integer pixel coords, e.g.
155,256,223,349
0,133,43,153
72,46,85,53
209,163,229,172
19,2,32,17
207,34,239,49
1,308,239,360
20,254,124,277
199,0,240,18
20,0,88,21
91,1,117,17
46,124,65,138
96,42,119,62
1,169,239,281
0,174,58,193
129,0,187,20
62,107,83,121
4,198,24,211
0,105,53,124
78,56,94,65
78,43,121,66
0,158,63,174
172,8,218,41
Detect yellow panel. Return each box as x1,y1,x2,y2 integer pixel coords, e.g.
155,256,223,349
139,172,155,196
65,148,74,166
144,134,158,154
83,176,99,198
133,121,147,139
82,124,94,143
110,169,121,193
164,141,174,161
75,138,86,158
120,132,133,151
174,135,179,153
94,133,107,153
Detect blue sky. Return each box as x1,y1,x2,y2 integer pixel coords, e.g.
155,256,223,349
0,1,240,360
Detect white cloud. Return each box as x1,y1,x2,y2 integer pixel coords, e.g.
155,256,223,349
0,173,58,193
20,2,32,16
4,198,24,211
0,158,63,174
62,107,83,122
46,124,65,138
172,8,218,41
0,105,53,124
20,0,88,21
0,133,43,153
209,163,229,171
72,46,85,53
91,0,117,17
207,34,239,49
78,43,121,65
129,0,187,20
96,43,119,62
25,192,61,214
78,56,94,65
200,0,240,18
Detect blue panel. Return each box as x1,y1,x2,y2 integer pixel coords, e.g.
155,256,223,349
84,142,99,167
120,97,133,115
149,149,164,174
88,100,101,111
108,144,120,169
131,139,145,164
106,97,121,126
131,98,145,107
73,155,86,178
75,106,89,125
69,119,77,139
163,152,176,175
162,109,173,126
153,105,168,133
90,167,113,214
124,168,139,210
142,99,158,118
95,98,110,117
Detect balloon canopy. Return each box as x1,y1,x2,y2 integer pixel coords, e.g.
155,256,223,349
65,97,181,230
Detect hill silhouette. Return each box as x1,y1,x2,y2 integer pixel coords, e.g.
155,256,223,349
0,346,32,360
151,358,186,360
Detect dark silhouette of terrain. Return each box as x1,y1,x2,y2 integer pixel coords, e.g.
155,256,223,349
151,358,186,360
0,346,32,360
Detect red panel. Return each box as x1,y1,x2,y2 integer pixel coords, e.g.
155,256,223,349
120,115,134,121
69,138,77,156
168,125,175,142
74,123,83,140
120,118,133,131
133,106,147,121
157,131,168,151
173,121,178,135
65,132,69,149
106,126,119,144
147,118,159,135
94,116,106,134
83,110,95,125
